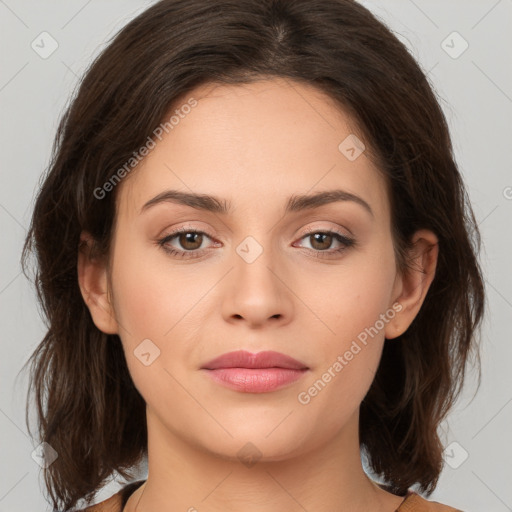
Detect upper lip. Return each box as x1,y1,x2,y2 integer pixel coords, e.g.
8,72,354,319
201,350,308,370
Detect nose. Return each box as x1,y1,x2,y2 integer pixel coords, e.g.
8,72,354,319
221,243,294,328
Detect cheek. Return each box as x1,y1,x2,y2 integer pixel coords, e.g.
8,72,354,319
297,275,392,428
308,243,396,349
112,264,167,339
109,248,195,408
296,241,396,409
109,240,210,383
110,238,203,341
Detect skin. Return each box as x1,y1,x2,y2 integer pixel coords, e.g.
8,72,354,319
78,78,438,511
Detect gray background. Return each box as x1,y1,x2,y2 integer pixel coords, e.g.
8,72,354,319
1,1,511,510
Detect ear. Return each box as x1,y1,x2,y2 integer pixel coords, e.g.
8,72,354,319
77,231,118,335
385,229,439,339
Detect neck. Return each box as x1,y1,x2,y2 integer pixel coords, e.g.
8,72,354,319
124,407,402,512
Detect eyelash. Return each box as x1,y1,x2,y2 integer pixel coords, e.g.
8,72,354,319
156,226,356,260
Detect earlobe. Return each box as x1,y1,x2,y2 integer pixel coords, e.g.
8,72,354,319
385,229,439,339
77,231,118,335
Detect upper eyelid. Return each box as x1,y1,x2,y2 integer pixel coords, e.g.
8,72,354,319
300,225,352,237
161,219,352,234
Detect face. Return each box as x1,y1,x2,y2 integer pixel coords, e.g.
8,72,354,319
85,78,414,462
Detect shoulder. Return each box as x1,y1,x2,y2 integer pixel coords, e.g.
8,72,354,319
77,480,146,512
397,491,464,512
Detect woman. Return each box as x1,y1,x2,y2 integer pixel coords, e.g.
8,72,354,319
21,0,484,510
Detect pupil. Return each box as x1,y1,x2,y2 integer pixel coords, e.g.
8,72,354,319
313,233,331,249
182,232,201,249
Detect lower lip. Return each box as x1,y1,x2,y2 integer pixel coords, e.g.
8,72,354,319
202,368,308,393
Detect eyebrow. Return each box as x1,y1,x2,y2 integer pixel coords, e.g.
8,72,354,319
140,189,373,217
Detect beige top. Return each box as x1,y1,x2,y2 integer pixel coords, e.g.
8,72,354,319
79,480,463,511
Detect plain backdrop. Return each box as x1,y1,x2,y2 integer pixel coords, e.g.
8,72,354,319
0,1,511,511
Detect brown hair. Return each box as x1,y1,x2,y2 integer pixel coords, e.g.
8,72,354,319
20,0,485,510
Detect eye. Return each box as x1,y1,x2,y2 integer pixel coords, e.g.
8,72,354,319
157,228,217,259
294,229,355,258
156,227,356,260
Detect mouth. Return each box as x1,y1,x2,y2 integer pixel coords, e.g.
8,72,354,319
202,367,308,393
200,350,309,393
201,349,309,370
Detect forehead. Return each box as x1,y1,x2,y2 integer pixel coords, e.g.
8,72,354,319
116,78,389,222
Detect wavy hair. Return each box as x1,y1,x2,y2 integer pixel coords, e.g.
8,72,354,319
20,0,485,510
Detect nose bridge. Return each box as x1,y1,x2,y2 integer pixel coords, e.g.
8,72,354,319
222,229,293,324
232,231,280,289
229,203,282,266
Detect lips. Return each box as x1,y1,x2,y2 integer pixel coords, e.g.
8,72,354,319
201,350,309,370
200,350,309,393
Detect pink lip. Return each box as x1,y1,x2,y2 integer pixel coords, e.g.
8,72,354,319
201,350,309,393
